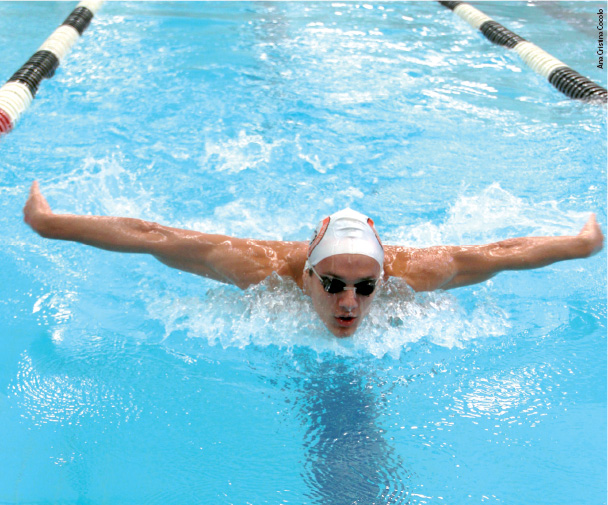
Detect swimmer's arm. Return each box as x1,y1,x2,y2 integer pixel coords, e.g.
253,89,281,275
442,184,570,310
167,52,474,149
385,215,604,291
151,235,306,289
23,182,305,288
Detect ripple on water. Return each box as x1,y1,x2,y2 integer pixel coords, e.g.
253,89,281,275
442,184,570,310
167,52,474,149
8,344,142,428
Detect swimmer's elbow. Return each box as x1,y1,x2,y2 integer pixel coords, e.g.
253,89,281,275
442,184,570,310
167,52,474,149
137,219,164,238
138,221,181,252
406,260,458,292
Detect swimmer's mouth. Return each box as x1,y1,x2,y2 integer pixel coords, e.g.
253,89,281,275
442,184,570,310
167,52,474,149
335,315,357,327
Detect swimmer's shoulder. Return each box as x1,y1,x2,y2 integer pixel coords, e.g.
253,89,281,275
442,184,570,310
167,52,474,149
256,240,308,285
383,245,415,278
384,245,457,291
280,241,308,286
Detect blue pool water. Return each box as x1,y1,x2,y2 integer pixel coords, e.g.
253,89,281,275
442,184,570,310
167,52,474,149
0,2,606,503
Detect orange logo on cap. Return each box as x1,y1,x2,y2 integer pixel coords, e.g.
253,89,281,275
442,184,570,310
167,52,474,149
308,216,330,258
367,217,383,249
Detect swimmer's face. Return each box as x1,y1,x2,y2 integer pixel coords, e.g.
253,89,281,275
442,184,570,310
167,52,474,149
304,254,382,338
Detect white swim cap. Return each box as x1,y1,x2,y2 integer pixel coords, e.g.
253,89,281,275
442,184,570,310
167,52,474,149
307,208,384,268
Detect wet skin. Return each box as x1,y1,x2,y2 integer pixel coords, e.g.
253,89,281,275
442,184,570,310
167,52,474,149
303,254,382,338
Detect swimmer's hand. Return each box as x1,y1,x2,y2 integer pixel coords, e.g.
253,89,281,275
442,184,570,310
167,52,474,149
23,181,54,236
577,213,604,257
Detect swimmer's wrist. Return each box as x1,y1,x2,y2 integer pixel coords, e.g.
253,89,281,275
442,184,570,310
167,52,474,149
575,217,604,258
30,212,59,238
576,233,603,258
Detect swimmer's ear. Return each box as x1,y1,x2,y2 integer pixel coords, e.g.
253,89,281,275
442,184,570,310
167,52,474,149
302,267,312,295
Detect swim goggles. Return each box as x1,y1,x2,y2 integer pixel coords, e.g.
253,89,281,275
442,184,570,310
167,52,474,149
309,264,379,297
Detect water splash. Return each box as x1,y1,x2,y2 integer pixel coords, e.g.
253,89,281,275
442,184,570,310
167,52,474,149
199,130,286,174
45,152,165,220
144,274,510,360
388,183,591,247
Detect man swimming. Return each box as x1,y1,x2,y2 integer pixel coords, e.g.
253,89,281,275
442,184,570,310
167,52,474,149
23,181,604,337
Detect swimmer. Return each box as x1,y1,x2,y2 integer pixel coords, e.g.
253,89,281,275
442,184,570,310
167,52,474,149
23,181,604,337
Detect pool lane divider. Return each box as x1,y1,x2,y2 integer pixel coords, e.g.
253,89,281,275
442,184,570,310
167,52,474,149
439,1,607,103
0,1,104,136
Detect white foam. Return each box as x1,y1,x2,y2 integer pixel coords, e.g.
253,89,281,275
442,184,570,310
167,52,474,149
143,273,510,361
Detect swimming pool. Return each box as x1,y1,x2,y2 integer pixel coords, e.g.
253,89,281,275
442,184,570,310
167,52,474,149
1,1,606,503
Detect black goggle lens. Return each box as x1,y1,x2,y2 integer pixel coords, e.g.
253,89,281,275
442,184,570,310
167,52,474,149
321,277,377,296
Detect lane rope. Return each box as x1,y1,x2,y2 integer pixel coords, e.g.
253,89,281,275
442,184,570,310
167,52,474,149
439,1,607,103
0,1,104,136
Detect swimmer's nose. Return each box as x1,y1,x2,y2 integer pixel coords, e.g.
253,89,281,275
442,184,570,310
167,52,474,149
337,288,358,311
